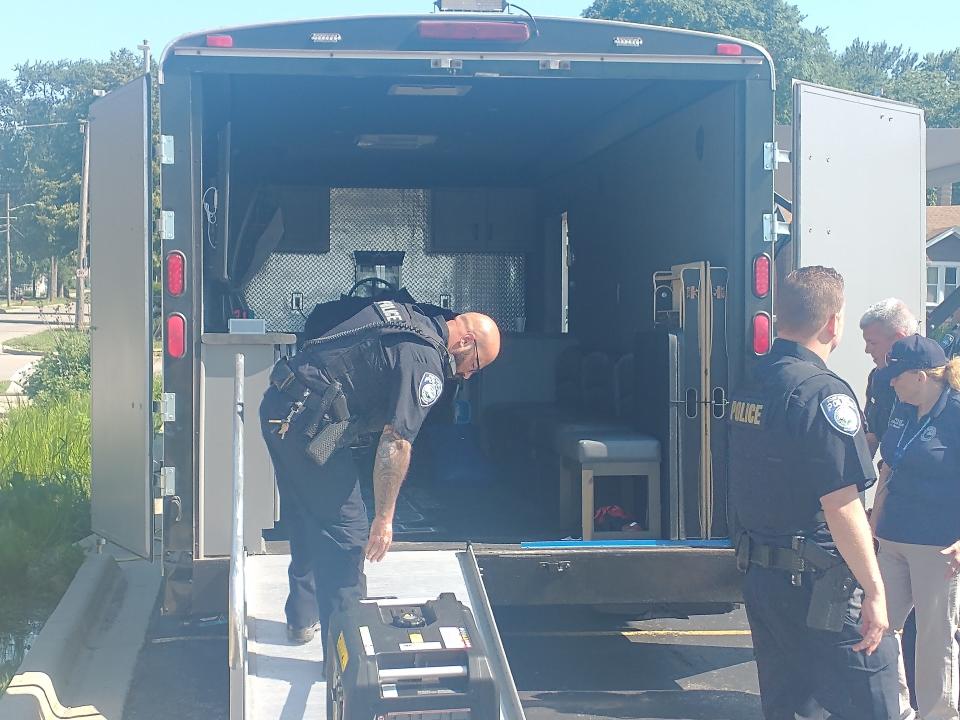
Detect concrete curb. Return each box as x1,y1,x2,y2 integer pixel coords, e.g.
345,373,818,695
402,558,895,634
1,346,46,357
0,555,124,720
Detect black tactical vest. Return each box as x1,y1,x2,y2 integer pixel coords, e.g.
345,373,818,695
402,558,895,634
288,300,453,438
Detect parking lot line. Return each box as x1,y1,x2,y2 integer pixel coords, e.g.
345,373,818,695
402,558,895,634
504,629,752,638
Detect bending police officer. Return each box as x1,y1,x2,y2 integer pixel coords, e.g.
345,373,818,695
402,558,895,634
259,300,501,643
729,266,899,719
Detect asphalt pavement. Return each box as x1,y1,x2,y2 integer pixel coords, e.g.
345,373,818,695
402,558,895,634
499,606,760,720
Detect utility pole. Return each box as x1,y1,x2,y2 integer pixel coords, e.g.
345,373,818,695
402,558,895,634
75,121,91,330
137,40,151,74
4,193,10,308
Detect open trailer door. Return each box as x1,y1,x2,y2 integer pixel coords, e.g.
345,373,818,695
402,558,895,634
88,75,154,559
792,81,925,401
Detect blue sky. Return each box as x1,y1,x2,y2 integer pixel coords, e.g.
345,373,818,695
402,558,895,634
1,1,957,80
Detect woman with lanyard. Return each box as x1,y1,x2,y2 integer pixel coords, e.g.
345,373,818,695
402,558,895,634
873,334,960,720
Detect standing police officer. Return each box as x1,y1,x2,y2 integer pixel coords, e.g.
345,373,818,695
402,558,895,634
729,266,900,719
860,299,915,457
259,300,501,643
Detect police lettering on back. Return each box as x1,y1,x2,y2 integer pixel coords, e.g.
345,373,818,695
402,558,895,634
375,301,404,323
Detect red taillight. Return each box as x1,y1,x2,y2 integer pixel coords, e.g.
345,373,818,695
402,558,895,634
166,252,185,297
417,20,530,42
166,314,186,359
716,43,743,56
206,34,234,48
753,253,771,298
752,313,771,355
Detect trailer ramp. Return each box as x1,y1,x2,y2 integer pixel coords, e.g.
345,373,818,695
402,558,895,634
243,546,524,719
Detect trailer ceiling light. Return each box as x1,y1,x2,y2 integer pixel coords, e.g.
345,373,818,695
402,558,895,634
356,134,437,150
310,32,343,44
418,20,530,42
206,34,234,48
752,312,771,355
716,43,743,56
166,251,186,297
753,253,771,298
613,36,643,48
388,84,472,97
436,0,508,11
166,314,187,359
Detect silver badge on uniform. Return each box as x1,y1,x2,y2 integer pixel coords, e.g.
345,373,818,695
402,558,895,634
921,425,937,442
820,394,861,436
419,372,443,407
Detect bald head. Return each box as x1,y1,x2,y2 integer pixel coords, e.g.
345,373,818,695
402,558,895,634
445,312,501,379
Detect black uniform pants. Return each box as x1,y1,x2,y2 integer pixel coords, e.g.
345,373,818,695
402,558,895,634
260,390,369,638
743,566,900,720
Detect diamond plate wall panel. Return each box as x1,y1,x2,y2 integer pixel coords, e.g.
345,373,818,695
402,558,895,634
244,188,526,332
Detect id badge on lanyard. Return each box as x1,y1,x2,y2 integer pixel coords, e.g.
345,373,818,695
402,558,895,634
890,416,932,468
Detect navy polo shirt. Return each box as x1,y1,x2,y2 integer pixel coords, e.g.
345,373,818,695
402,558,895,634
877,387,960,547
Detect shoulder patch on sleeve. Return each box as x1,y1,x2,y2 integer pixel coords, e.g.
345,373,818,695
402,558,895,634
418,372,443,408
820,393,861,436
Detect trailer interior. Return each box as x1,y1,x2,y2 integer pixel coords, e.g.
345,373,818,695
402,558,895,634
198,68,747,546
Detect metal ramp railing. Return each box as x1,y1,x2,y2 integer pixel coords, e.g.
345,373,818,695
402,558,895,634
229,354,248,720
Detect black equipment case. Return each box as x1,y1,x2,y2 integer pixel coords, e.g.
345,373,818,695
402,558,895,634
326,593,499,719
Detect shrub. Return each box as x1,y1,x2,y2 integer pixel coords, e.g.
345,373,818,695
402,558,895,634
22,332,90,401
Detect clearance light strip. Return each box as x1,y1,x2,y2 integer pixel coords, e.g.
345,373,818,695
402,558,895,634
172,47,765,65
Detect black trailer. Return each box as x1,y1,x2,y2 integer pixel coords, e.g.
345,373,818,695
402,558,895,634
86,8,925,618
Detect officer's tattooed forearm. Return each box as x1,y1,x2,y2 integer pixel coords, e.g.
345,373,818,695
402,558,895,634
373,426,411,520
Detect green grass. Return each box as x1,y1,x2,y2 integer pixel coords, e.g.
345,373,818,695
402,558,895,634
0,381,9,395
0,392,91,692
4,329,84,355
0,394,91,484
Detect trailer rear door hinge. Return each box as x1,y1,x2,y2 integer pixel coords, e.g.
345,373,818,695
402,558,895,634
430,57,463,70
159,135,175,165
158,467,176,497
154,392,176,422
159,211,175,241
539,58,571,71
763,213,791,242
763,141,790,171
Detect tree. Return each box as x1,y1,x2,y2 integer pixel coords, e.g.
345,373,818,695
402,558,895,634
0,51,142,298
582,0,840,121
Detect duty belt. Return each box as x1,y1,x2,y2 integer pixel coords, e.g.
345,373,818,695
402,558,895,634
735,532,841,584
269,359,349,425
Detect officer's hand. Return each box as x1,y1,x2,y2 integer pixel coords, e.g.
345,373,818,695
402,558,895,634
853,592,889,655
939,541,960,578
365,516,393,562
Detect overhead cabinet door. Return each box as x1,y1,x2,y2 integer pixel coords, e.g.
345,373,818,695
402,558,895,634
793,81,925,401
89,76,154,559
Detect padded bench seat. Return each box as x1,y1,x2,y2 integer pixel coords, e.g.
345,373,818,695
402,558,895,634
557,425,661,541
558,430,661,464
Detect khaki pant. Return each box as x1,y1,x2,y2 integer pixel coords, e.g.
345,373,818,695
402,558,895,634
879,538,960,720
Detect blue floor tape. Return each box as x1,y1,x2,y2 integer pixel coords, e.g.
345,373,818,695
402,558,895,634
520,539,734,549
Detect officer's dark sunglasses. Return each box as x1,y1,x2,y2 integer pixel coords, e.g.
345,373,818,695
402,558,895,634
472,337,482,374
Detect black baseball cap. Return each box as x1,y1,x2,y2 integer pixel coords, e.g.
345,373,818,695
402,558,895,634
875,334,947,385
